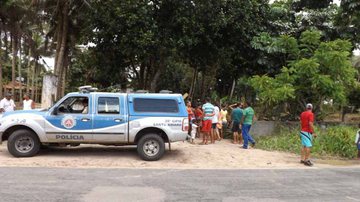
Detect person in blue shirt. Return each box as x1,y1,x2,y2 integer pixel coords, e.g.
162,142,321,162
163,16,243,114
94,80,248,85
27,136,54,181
230,102,243,144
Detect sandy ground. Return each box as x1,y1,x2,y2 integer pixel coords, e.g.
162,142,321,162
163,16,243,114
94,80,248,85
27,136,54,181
0,139,359,169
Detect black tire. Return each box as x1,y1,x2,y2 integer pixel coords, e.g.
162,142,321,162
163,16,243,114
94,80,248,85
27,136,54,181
137,133,165,161
7,129,41,157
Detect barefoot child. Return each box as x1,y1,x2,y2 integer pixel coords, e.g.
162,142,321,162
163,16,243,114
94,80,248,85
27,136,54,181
190,119,198,144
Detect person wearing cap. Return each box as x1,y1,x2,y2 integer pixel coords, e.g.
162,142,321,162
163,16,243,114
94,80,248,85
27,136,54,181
299,103,316,166
0,93,16,113
22,94,35,110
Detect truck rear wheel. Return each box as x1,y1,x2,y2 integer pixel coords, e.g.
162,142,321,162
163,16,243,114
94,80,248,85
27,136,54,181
137,134,165,161
7,129,40,157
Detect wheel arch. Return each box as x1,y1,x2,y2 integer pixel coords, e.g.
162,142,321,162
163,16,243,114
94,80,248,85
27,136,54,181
2,125,38,142
134,127,169,144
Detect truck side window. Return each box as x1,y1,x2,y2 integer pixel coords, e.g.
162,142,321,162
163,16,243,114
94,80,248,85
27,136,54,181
98,97,120,114
133,98,178,113
57,97,88,114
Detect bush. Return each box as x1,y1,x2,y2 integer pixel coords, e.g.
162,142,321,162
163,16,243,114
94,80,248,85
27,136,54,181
255,125,358,159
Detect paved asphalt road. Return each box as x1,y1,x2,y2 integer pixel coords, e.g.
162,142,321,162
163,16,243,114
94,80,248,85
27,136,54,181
0,167,359,202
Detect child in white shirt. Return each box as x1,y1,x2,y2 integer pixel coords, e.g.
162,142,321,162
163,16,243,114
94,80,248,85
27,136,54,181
190,119,198,144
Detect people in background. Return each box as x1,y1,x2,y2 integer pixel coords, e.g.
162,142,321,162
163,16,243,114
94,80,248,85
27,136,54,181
187,101,195,137
211,103,220,143
0,93,16,113
219,105,228,140
23,94,35,110
194,105,203,138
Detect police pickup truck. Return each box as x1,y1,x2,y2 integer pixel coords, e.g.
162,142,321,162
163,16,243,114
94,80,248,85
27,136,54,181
0,87,189,161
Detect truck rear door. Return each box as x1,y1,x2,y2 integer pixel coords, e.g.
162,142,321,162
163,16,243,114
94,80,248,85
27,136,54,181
92,94,127,142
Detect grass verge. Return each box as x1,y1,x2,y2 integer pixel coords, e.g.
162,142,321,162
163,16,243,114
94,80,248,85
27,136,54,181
255,125,358,159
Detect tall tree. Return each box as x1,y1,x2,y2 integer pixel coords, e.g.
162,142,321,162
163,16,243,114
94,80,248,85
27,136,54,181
43,0,90,99
336,0,360,49
249,31,357,120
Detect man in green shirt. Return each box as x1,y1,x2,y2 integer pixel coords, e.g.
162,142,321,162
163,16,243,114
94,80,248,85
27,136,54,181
241,100,256,149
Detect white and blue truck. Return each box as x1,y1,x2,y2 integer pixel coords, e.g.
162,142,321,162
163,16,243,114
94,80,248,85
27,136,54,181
0,87,189,161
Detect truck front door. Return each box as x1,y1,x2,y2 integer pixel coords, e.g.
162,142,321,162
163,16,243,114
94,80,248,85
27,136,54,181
45,95,93,142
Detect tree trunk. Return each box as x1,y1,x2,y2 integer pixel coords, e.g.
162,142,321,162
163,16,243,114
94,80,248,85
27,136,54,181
31,61,37,100
144,58,153,90
35,78,40,103
341,106,346,123
200,72,206,101
54,3,63,72
189,67,198,101
55,1,69,99
4,30,9,60
229,79,236,100
150,51,165,93
18,37,22,100
150,69,161,93
61,54,69,97
139,63,145,89
11,32,17,98
26,48,32,94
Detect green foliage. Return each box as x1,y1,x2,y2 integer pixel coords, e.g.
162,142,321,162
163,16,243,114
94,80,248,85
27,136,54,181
256,125,358,159
71,0,271,95
249,68,295,106
299,30,321,57
347,84,360,109
1,0,358,107
336,0,360,49
249,30,357,119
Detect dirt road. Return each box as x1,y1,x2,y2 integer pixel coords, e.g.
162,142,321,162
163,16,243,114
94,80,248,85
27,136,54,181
0,139,358,169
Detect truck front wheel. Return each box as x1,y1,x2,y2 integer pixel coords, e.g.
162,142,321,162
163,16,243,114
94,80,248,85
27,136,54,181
7,129,41,157
137,134,165,161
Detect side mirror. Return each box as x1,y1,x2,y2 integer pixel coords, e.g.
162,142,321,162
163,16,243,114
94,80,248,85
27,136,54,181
53,106,58,115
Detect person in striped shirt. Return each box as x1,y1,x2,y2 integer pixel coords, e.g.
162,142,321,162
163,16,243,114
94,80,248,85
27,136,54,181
201,97,215,145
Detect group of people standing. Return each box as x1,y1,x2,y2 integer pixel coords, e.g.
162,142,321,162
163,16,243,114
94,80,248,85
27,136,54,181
0,93,35,113
229,101,256,149
186,97,256,149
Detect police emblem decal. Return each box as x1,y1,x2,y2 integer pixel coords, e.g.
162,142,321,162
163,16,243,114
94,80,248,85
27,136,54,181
61,116,77,129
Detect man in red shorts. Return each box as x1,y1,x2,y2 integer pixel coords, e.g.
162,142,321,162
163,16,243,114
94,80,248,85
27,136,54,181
300,103,317,166
201,97,215,145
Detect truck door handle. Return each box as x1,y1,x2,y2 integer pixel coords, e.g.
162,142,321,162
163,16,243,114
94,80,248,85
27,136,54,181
81,118,91,122
114,118,123,122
